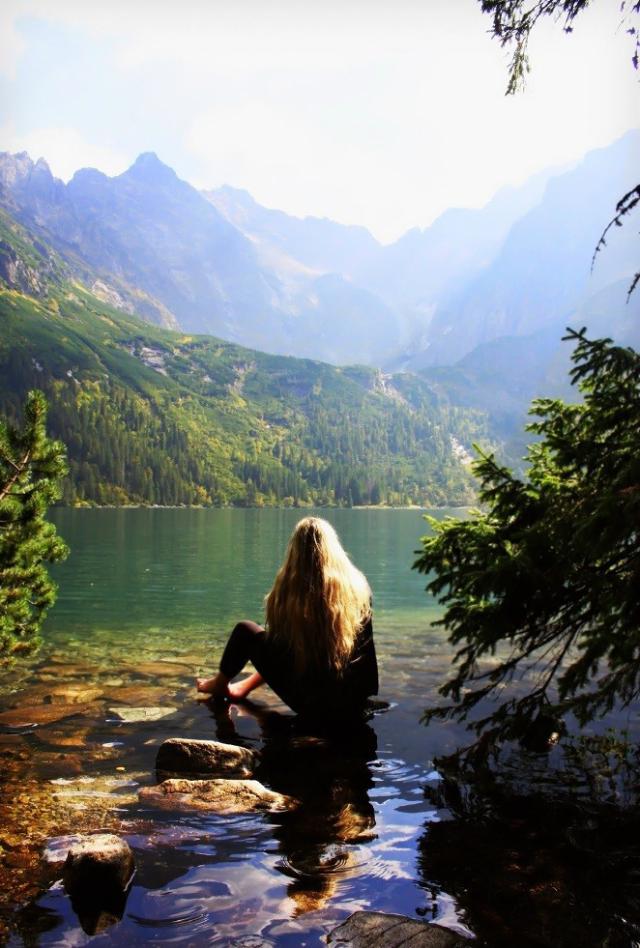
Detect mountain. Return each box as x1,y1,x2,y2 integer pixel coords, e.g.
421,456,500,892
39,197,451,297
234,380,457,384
0,209,484,507
399,130,640,367
206,184,380,277
0,152,403,366
420,277,640,469
1,134,637,372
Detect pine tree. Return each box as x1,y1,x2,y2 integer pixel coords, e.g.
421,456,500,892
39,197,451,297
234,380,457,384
414,329,640,752
0,390,69,662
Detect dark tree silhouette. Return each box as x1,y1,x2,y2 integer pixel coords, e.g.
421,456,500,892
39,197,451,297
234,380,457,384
414,330,640,753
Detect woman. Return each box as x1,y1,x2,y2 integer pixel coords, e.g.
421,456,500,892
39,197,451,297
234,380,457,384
196,516,378,718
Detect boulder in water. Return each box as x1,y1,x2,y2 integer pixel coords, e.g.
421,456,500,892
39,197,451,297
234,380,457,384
62,833,135,936
62,833,135,894
156,737,258,777
139,777,294,814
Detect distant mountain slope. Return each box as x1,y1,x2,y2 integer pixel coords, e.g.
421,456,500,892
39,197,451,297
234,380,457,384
421,278,640,469
0,212,483,507
354,167,557,313
0,152,407,366
403,130,640,367
1,133,636,371
206,185,380,277
0,152,180,330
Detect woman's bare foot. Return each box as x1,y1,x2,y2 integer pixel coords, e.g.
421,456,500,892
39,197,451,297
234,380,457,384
195,674,229,699
227,672,264,701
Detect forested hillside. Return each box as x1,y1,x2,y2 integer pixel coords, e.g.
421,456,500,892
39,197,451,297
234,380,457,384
0,212,484,508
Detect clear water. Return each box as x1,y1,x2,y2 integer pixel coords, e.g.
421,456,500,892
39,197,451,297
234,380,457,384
4,509,636,946
1,508,474,945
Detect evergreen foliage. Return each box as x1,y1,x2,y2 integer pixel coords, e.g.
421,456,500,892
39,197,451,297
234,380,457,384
414,329,640,751
0,390,68,662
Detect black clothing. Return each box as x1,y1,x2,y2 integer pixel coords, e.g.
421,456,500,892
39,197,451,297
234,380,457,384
219,617,378,717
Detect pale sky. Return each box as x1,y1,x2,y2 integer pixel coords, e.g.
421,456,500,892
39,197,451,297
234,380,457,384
1,0,638,242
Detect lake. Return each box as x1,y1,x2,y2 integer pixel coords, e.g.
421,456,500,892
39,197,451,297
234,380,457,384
1,508,638,946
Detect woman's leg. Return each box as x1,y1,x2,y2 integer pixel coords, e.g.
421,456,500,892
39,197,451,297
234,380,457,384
196,621,266,697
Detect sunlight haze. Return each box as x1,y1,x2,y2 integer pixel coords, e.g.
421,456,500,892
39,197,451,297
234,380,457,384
1,0,638,241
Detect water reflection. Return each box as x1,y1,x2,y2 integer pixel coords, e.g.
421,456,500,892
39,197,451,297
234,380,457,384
208,700,379,917
418,742,640,948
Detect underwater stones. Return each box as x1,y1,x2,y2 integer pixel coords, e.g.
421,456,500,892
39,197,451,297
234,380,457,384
0,702,95,728
327,912,470,947
106,684,175,705
36,751,84,779
34,727,93,748
129,661,191,678
138,777,295,814
107,706,177,723
50,774,140,813
156,738,258,777
5,682,104,707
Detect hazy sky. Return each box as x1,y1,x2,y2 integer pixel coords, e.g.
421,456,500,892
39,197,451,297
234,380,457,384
1,0,638,242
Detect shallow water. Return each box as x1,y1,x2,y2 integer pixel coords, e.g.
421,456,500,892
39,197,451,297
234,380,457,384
1,509,638,946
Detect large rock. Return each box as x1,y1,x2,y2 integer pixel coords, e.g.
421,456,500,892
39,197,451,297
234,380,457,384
327,912,470,947
62,833,135,895
138,778,295,814
156,738,258,777
61,834,135,935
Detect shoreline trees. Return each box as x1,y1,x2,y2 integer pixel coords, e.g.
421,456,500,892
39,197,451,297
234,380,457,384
0,391,68,663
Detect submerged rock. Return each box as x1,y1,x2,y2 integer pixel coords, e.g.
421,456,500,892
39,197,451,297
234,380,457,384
156,738,258,777
0,702,96,728
138,777,295,814
5,682,104,706
327,912,470,946
106,684,175,705
50,774,140,814
128,661,191,678
107,706,177,723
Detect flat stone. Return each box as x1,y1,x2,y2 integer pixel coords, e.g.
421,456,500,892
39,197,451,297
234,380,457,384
50,774,140,813
128,662,191,678
106,685,174,705
107,706,177,723
34,727,93,748
138,778,295,814
156,738,258,777
327,912,470,947
0,703,95,728
63,833,135,894
37,752,84,778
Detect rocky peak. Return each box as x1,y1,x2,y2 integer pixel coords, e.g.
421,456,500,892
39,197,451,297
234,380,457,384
0,151,36,189
123,152,178,186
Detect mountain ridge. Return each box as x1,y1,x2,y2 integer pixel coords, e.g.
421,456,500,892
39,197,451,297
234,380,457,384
2,131,637,369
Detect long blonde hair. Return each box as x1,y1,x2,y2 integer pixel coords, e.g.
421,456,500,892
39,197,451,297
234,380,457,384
264,517,371,674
